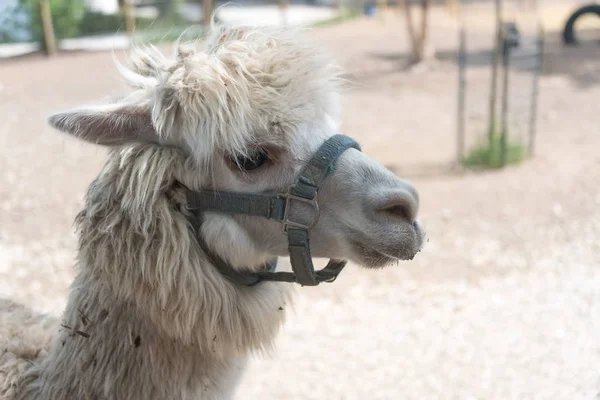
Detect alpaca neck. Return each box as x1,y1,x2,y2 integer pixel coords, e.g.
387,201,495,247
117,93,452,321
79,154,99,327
18,146,291,399
19,271,250,400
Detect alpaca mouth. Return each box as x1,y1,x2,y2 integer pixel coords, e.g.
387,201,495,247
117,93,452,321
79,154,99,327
357,247,399,269
354,244,420,269
413,220,425,250
350,221,424,269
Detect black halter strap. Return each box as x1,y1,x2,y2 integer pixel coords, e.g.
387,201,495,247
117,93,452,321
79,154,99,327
185,134,361,286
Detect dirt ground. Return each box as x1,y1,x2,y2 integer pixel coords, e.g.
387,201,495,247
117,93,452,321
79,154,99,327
1,4,600,399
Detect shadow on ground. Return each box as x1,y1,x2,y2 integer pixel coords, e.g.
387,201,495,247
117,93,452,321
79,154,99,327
363,30,600,88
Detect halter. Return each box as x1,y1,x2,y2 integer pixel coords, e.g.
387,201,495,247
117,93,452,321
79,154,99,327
184,134,361,287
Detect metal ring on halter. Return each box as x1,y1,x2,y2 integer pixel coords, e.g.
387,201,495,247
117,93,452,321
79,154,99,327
277,184,320,235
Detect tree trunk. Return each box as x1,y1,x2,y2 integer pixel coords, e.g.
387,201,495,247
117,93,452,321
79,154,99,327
418,0,430,59
40,0,56,56
403,0,432,64
403,0,419,59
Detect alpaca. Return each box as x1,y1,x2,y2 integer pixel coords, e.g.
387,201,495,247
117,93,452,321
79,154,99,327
0,23,423,400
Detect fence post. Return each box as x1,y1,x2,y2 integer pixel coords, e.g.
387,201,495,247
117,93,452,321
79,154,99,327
456,9,466,165
499,34,511,167
528,23,544,157
40,0,56,56
123,0,135,40
487,0,502,147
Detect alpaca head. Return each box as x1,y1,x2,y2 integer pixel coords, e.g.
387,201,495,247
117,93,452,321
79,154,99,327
48,24,423,276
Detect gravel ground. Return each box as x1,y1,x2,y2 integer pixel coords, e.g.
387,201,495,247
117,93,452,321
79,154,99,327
1,5,600,399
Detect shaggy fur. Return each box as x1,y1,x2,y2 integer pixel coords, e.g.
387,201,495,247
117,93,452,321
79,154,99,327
0,21,423,400
0,301,56,400
11,145,291,400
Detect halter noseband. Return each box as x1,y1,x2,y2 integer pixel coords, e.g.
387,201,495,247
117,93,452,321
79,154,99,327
184,134,361,287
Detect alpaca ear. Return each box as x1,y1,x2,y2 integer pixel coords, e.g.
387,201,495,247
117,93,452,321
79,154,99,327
48,102,160,146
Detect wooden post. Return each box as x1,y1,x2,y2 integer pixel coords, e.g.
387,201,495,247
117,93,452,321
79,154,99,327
40,0,56,56
203,0,214,30
123,0,135,40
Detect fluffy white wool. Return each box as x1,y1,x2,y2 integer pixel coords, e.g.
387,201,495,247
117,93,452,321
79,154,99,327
117,24,345,168
0,21,350,399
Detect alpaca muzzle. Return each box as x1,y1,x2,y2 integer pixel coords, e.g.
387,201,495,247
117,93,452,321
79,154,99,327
183,134,361,287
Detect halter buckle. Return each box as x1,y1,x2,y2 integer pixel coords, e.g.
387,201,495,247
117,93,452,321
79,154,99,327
278,184,320,235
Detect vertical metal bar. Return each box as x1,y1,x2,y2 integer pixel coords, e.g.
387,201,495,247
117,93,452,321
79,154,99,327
487,0,502,147
528,23,544,157
500,36,511,167
457,12,467,165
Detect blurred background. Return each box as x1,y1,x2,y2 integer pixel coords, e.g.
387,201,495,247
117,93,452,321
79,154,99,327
1,0,599,398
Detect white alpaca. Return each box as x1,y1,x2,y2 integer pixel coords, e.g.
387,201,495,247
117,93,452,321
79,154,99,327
0,23,423,400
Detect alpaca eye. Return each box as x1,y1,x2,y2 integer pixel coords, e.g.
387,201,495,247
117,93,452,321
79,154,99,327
230,149,269,171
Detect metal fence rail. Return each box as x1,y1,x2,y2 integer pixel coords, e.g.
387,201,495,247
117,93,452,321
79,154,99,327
455,0,544,168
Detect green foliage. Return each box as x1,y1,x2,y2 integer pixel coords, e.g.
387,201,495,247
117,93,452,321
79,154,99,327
79,3,200,43
155,0,182,21
12,0,196,45
78,12,163,36
20,0,85,41
311,7,360,28
463,132,525,169
9,1,358,49
79,11,126,36
137,24,206,45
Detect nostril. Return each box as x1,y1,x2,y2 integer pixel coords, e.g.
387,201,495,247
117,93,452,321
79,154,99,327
375,190,418,223
382,205,410,221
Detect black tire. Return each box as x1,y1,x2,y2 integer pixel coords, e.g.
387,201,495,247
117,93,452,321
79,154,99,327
563,4,600,45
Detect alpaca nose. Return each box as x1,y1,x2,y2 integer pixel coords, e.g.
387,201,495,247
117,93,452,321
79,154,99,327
374,186,419,223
